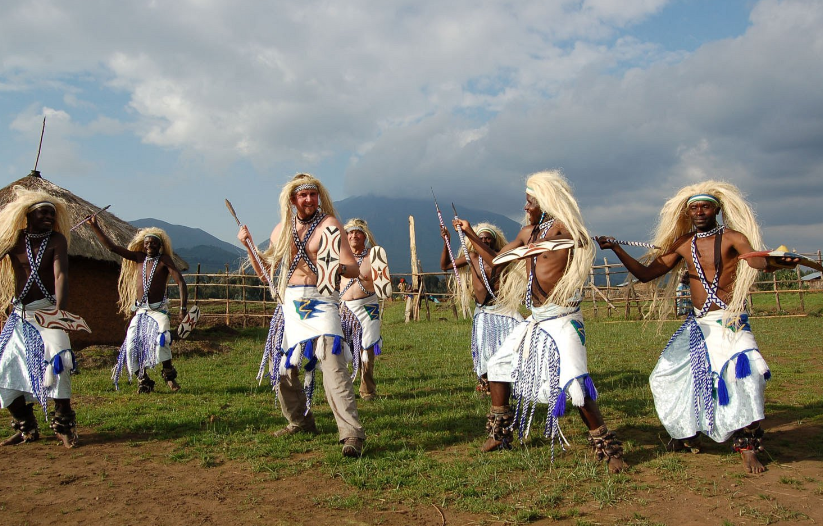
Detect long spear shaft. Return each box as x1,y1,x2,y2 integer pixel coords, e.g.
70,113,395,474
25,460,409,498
225,199,277,298
432,188,461,286
70,204,111,231
591,237,659,249
452,203,496,300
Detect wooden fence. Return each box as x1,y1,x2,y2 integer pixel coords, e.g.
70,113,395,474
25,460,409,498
169,252,823,326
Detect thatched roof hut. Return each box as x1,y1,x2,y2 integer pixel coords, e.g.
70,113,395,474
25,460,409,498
0,171,189,348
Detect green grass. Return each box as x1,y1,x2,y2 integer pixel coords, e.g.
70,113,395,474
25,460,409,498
59,300,823,522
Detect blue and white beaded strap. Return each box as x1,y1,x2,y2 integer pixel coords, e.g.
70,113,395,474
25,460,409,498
525,219,555,309
690,225,727,317
476,254,496,301
15,231,56,305
687,317,715,433
140,255,161,305
340,250,370,296
287,213,326,280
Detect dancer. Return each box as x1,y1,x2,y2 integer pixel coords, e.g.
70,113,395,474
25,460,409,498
0,187,78,447
440,221,521,394
339,218,382,400
88,217,187,393
597,181,782,474
475,171,625,473
238,173,366,458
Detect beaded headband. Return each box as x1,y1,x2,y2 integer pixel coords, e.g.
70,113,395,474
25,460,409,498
292,183,318,195
687,194,721,207
27,201,56,212
144,233,162,242
346,226,366,234
476,227,497,240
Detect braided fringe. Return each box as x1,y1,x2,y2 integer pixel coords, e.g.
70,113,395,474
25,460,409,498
112,312,160,390
685,318,715,434
340,304,362,380
511,325,563,455
258,306,285,389
21,320,48,416
471,310,522,379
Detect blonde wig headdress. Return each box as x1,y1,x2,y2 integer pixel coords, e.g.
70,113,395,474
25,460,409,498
343,218,377,250
451,222,507,312
116,227,174,316
644,180,763,326
262,173,340,297
0,186,71,306
497,170,594,312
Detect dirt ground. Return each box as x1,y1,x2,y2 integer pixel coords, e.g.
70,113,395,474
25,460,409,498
1,419,820,526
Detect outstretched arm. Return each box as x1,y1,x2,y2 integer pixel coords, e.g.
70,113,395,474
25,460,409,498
88,216,144,262
597,236,681,282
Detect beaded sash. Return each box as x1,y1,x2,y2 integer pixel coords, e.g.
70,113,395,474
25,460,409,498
525,219,555,309
287,213,326,280
14,231,55,306
690,225,726,317
340,249,371,296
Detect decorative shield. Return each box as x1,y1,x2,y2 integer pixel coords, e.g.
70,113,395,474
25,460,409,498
369,245,392,299
316,225,342,296
739,245,823,272
32,307,91,333
493,239,576,265
176,305,202,340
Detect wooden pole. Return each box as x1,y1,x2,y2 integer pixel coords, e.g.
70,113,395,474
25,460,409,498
589,267,597,317
194,263,200,303
409,216,419,291
242,273,248,328
773,273,781,312
225,264,231,326
604,257,612,317
796,265,805,312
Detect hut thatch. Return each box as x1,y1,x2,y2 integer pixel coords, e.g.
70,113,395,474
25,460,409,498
0,171,189,349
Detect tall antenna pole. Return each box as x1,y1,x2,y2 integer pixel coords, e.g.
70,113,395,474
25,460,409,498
33,116,46,172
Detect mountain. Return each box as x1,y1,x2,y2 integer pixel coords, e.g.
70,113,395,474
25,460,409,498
334,195,522,274
131,197,522,275
129,218,245,273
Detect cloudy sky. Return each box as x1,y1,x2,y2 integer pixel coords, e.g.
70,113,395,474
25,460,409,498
2,0,821,253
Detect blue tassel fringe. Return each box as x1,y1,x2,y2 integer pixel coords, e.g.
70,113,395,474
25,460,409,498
735,353,751,379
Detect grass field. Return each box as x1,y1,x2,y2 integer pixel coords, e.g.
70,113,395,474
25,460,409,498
9,301,823,525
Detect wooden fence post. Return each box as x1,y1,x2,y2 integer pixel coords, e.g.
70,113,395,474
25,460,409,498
773,273,781,312
225,264,230,326
603,257,612,317
242,273,247,328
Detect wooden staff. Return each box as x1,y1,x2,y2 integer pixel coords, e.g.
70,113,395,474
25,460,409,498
225,199,277,298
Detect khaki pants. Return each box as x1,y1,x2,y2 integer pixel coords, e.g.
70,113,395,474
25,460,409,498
359,347,377,398
277,336,365,441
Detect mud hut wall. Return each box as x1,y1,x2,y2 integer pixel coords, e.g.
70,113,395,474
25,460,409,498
65,257,128,349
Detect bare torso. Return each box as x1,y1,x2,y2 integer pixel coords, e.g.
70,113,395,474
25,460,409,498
7,230,68,307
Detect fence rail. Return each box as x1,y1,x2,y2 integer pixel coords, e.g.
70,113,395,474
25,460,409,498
169,254,823,326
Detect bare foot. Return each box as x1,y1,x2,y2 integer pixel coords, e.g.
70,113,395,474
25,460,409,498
741,450,765,474
55,430,78,449
608,456,627,474
480,436,508,452
1,432,25,446
1,429,39,446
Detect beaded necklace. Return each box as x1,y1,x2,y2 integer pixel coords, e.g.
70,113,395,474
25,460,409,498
525,218,555,309
287,213,326,280
690,224,726,317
